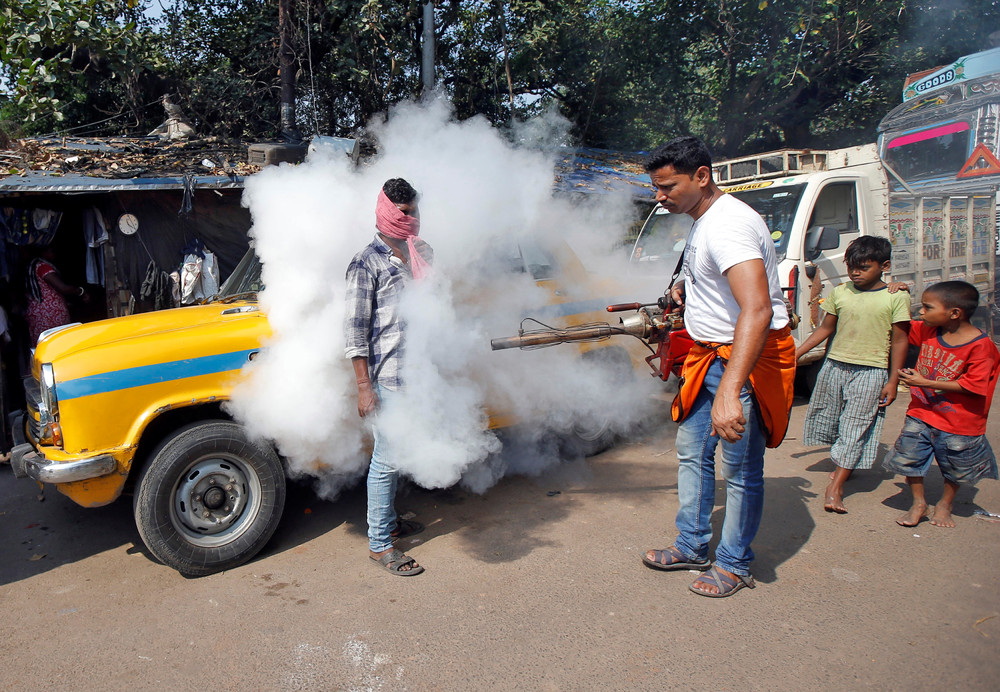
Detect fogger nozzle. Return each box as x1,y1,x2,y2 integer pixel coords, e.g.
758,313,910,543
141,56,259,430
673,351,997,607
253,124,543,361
490,307,669,351
489,323,625,350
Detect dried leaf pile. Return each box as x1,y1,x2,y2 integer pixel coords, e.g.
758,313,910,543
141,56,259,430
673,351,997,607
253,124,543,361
0,136,262,180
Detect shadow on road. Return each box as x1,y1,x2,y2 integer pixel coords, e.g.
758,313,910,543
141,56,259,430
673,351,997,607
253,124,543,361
880,466,983,517
750,475,817,584
0,467,137,586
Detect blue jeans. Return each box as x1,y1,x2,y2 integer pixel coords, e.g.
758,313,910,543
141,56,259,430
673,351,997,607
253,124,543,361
368,384,399,553
674,358,765,577
883,416,998,485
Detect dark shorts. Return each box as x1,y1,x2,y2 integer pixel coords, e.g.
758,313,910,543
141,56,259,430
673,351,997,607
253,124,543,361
882,416,998,485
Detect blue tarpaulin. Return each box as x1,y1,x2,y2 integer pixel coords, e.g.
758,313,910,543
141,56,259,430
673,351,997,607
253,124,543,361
552,147,653,199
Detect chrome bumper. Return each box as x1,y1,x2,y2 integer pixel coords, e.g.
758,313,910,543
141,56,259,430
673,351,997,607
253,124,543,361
18,447,118,484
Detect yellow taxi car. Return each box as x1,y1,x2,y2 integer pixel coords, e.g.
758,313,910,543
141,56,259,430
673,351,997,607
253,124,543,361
10,237,653,577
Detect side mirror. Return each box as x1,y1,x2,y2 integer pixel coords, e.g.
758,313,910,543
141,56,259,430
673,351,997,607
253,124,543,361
804,225,840,261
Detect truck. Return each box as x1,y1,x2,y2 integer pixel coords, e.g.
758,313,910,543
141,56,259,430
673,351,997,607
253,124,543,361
630,46,1000,384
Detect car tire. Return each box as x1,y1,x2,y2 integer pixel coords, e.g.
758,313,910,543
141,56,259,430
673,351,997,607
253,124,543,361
563,347,636,457
133,420,286,577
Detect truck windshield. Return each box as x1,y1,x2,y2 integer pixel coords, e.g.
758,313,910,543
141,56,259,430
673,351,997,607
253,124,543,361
728,184,806,258
219,250,264,298
629,182,806,271
882,123,972,182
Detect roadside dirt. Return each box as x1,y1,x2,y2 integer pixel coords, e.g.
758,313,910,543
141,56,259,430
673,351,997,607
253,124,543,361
2,390,998,690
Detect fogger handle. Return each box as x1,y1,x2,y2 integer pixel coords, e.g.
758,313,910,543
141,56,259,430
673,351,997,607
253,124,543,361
606,303,643,312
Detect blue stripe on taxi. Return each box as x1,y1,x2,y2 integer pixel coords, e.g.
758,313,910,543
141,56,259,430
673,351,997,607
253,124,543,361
56,349,257,401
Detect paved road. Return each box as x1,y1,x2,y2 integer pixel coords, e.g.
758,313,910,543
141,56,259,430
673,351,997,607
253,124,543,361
2,390,999,690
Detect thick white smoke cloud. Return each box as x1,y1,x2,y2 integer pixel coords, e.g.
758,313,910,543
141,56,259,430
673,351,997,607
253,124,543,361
228,97,662,498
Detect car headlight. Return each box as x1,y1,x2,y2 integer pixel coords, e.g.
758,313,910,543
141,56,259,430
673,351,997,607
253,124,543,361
39,363,63,447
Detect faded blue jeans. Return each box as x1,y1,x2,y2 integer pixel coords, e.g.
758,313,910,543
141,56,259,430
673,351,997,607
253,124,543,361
673,358,765,577
367,384,400,553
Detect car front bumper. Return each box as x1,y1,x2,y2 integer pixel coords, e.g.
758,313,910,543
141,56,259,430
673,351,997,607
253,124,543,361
11,442,117,484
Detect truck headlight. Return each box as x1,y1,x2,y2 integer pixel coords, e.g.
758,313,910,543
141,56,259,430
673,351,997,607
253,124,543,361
38,363,63,447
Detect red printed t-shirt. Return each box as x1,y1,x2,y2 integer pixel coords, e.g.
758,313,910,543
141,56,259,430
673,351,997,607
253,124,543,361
905,320,1000,435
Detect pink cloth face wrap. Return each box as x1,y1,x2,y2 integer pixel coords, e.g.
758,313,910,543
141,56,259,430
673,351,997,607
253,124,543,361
375,189,430,280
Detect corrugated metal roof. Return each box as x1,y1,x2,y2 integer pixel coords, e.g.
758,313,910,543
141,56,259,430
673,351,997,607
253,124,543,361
0,135,256,194
0,172,244,194
1,138,652,198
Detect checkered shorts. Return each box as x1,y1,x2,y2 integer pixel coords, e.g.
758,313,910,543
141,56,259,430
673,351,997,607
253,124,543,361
802,359,888,470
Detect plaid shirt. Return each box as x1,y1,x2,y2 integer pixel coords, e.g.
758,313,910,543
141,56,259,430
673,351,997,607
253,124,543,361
344,234,409,390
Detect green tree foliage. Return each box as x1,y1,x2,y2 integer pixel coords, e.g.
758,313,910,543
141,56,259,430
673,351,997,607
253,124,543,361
0,0,154,130
152,0,285,138
439,1,689,147
152,0,431,138
3,0,999,154
671,0,1000,156
448,0,1000,155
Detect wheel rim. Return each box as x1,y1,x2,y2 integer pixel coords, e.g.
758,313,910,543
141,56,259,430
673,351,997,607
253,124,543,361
573,414,612,442
170,454,263,547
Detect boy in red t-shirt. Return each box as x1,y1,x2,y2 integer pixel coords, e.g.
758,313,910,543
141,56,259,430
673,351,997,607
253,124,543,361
883,281,1000,528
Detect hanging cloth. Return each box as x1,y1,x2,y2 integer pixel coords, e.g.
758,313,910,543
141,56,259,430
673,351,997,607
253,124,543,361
29,209,62,246
179,246,221,304
83,207,109,286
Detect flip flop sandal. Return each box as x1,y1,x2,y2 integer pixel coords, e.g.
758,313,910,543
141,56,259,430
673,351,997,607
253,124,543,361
371,548,425,576
391,519,425,539
642,546,711,571
689,566,755,598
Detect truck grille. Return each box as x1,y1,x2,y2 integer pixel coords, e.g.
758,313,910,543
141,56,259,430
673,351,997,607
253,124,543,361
23,377,41,441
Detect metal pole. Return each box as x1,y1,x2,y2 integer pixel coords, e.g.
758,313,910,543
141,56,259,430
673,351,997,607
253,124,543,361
421,1,435,94
278,0,300,140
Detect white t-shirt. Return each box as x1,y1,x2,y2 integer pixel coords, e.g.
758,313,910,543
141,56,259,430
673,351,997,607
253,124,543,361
681,194,789,342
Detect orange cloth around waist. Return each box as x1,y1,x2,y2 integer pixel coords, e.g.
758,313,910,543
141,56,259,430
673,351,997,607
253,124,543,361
670,325,796,448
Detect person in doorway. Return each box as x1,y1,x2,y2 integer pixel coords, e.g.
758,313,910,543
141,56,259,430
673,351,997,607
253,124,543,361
640,136,796,598
884,281,999,527
796,236,911,514
345,178,432,577
25,246,89,346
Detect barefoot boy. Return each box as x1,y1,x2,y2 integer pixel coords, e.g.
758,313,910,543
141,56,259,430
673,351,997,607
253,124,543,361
796,236,911,513
884,281,1000,527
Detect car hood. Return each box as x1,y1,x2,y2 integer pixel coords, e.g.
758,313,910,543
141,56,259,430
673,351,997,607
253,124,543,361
33,301,269,382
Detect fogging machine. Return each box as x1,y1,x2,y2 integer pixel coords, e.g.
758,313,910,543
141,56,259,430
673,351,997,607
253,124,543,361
490,298,694,381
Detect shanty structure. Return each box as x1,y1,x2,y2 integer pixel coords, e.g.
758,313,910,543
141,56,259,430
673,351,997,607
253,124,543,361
0,137,653,324
0,136,260,319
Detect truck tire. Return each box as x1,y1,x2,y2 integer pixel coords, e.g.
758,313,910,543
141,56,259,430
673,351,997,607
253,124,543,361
133,420,285,577
563,347,636,457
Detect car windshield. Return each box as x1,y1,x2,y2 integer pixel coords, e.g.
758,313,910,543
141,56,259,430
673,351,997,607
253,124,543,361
727,184,806,258
216,236,559,301
219,249,264,299
480,235,559,280
629,209,693,273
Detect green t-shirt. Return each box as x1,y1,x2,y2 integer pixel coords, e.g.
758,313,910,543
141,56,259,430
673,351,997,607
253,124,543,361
824,283,912,368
